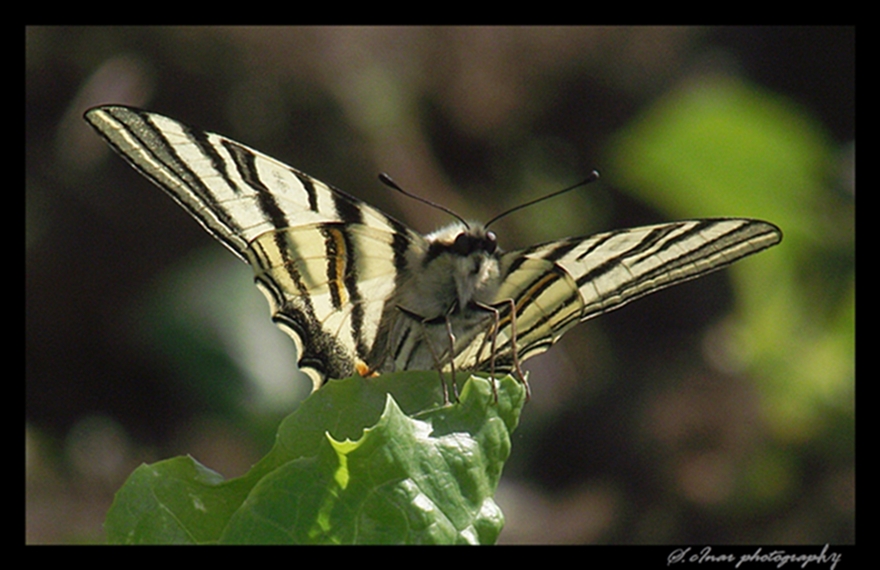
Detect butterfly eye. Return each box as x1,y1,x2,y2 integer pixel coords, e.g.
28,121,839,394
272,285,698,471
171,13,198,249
484,231,497,254
453,233,471,255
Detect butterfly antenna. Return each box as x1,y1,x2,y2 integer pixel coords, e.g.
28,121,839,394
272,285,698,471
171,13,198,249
484,170,600,229
379,173,470,229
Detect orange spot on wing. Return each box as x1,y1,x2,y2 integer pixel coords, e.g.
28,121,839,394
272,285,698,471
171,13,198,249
356,361,379,377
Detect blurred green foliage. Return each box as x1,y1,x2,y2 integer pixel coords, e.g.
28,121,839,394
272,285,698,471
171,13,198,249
609,76,853,439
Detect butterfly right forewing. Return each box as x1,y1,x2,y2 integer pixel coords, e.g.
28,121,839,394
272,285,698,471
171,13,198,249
85,105,427,390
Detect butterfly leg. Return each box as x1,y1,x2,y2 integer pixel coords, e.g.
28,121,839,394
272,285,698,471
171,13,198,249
443,314,460,402
396,304,458,404
472,298,530,402
471,301,501,402
422,325,453,404
500,296,530,401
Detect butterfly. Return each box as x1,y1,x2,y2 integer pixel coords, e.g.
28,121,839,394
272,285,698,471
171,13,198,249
84,105,782,403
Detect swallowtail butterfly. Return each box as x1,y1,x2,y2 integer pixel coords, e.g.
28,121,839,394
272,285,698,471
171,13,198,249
84,105,782,402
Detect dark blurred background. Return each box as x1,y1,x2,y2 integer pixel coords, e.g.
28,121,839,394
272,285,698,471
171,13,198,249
26,26,853,544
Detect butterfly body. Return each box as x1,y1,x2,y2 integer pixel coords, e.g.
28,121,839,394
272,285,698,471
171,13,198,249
84,105,782,398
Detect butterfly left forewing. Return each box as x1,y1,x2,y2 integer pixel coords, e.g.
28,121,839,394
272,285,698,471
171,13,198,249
557,218,782,321
481,218,782,372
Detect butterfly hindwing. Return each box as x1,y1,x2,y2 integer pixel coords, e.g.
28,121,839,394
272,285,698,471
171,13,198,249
248,222,425,385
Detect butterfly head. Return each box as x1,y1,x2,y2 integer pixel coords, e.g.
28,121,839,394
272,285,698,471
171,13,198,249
422,223,502,310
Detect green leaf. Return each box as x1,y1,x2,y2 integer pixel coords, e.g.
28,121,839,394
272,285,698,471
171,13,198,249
105,372,526,544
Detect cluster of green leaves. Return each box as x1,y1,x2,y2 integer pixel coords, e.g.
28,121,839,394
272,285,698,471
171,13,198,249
105,373,526,544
